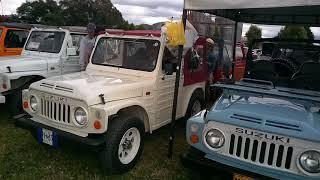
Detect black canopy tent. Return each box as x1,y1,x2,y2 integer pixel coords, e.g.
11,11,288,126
168,0,320,158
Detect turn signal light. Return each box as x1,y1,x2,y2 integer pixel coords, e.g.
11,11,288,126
190,134,199,144
23,101,29,109
94,120,102,130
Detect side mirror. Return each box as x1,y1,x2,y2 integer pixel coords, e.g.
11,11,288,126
67,47,77,56
164,63,174,76
189,54,200,70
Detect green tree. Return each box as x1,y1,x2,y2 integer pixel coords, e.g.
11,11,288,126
277,26,308,39
135,24,146,30
245,25,262,48
60,0,125,28
14,0,126,28
213,26,221,40
16,0,63,25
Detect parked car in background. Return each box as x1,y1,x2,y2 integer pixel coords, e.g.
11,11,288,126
0,22,31,56
0,26,87,115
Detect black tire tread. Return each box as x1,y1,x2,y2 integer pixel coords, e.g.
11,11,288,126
99,114,145,175
185,89,205,119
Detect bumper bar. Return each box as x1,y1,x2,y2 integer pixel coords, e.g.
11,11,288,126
181,147,268,179
15,116,106,147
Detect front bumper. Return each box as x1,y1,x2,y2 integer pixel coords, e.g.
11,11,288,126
184,146,320,180
15,116,106,148
0,93,5,103
181,147,267,179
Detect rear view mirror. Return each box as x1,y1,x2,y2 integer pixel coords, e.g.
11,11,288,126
67,47,77,56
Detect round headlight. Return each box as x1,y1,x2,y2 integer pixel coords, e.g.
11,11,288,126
300,151,320,173
205,129,225,149
74,107,88,126
30,96,38,111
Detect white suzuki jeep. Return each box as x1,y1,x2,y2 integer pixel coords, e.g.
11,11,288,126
0,26,86,115
17,28,208,174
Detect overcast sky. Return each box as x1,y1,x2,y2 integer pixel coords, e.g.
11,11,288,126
2,0,320,38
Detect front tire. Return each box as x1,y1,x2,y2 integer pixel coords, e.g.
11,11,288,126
185,90,205,119
99,115,145,175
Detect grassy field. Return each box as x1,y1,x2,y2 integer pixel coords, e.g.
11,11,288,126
0,104,225,180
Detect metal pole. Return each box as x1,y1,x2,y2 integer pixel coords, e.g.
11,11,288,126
168,9,187,159
231,21,239,79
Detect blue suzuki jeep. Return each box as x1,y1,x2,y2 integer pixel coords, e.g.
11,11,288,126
184,39,320,180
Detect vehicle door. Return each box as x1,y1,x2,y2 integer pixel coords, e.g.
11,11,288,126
3,28,29,56
154,47,183,125
62,33,86,74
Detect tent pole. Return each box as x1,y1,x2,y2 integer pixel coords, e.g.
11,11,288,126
231,21,238,79
168,9,187,159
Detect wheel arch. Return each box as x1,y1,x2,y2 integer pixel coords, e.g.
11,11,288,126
106,100,151,133
9,75,45,92
182,86,205,117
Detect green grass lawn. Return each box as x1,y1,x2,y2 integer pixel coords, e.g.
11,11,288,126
0,104,225,179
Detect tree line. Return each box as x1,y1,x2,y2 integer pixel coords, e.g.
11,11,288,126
6,0,143,30
246,25,315,48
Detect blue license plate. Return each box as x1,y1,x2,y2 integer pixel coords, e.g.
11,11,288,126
37,128,58,148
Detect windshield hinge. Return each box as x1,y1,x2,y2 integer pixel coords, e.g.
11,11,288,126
6,66,11,73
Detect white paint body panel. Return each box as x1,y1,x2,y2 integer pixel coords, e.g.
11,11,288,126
23,32,206,137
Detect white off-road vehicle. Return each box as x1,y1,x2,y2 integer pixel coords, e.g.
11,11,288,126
17,27,209,173
0,26,86,115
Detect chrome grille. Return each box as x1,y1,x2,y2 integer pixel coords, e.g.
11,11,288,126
229,134,293,170
40,98,71,124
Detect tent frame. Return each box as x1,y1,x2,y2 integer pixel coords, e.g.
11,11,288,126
168,2,320,158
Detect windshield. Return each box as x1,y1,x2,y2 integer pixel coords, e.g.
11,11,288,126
92,38,160,72
25,31,65,53
246,39,320,91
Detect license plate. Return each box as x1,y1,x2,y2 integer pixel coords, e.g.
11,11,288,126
233,174,253,180
37,128,58,147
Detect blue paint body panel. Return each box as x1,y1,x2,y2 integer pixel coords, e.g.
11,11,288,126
186,81,320,179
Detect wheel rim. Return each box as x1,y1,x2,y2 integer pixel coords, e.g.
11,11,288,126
118,127,141,165
191,100,202,117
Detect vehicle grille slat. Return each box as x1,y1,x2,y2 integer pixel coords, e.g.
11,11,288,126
39,97,71,125
247,138,254,159
281,146,289,168
59,103,62,121
233,135,239,156
263,142,270,165
272,144,280,167
229,134,293,170
243,138,250,159
255,141,262,162
46,100,49,117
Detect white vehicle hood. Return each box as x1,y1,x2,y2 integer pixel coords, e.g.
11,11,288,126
31,71,149,106
0,55,47,73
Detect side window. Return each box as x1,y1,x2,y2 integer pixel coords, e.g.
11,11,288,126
162,47,177,72
4,30,29,48
70,34,86,56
